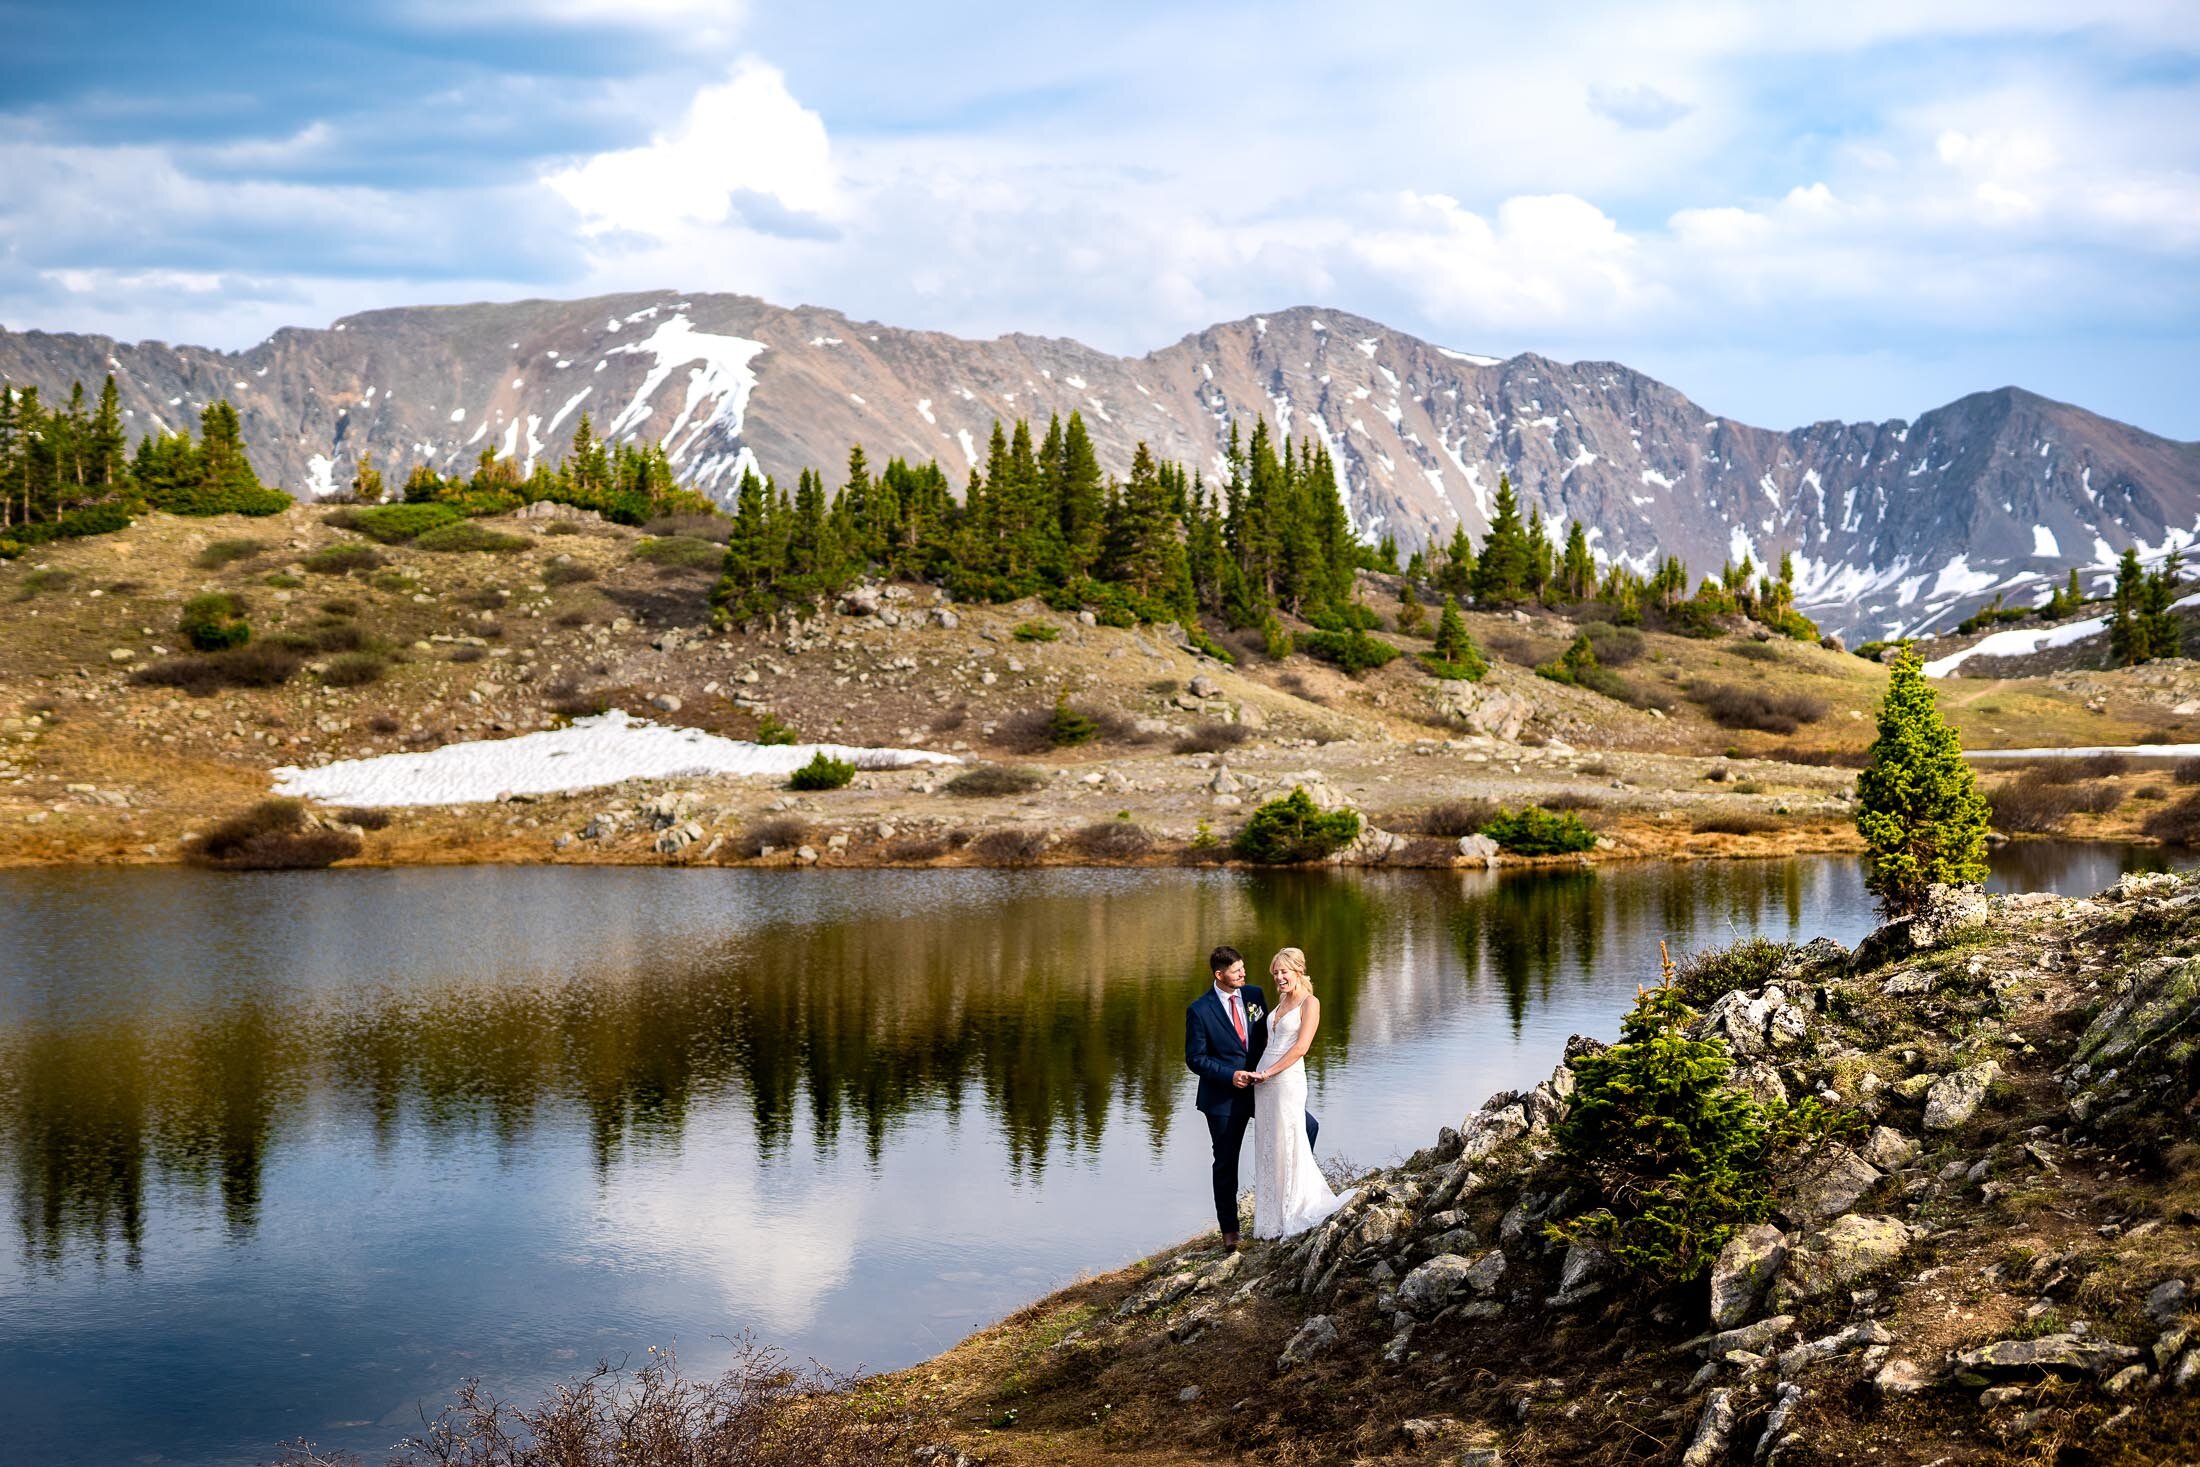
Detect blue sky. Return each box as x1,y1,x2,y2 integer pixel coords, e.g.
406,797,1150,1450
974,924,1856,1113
3,1,2197,436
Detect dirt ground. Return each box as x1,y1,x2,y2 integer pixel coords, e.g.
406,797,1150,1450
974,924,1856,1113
0,504,2192,870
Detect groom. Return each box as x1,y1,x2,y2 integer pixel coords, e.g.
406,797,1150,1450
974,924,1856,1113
1185,944,1317,1246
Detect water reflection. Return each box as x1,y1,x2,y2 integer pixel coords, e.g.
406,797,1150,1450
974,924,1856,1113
0,843,2189,1467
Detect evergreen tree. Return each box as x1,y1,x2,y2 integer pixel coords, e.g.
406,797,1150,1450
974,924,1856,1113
1435,522,1477,600
1425,594,1487,680
1472,475,1532,605
1556,521,1595,601
2110,547,2150,665
348,452,384,505
89,376,127,488
1055,412,1107,575
2142,549,2184,662
1855,647,1991,915
1100,442,1193,617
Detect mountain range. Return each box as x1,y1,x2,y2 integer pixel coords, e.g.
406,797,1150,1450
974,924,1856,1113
4,290,2196,643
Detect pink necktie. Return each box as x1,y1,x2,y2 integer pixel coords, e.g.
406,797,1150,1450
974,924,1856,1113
1230,995,1246,1045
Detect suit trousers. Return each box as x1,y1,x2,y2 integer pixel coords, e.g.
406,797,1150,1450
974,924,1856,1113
1204,1106,1319,1236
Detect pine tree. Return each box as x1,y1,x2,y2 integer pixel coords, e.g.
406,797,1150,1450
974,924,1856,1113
1556,521,1595,601
1055,412,1106,576
2110,547,2150,665
2142,549,2184,661
1855,647,1991,914
1472,475,1532,605
1100,442,1193,617
1425,594,1487,680
1435,522,1477,600
0,388,19,528
348,452,384,504
89,376,127,488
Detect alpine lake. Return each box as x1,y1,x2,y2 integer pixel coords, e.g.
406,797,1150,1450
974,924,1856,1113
1,842,2190,1465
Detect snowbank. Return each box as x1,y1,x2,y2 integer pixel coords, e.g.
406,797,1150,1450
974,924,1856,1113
1922,616,2108,679
272,711,960,807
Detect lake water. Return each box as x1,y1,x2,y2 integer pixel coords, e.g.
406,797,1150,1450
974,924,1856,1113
0,844,2188,1466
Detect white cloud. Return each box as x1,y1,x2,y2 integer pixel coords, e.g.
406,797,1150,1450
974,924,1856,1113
545,59,837,238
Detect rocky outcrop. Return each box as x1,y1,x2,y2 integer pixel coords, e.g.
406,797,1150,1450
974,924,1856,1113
1014,874,2200,1467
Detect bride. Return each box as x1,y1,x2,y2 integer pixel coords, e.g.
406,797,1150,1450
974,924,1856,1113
1250,947,1354,1239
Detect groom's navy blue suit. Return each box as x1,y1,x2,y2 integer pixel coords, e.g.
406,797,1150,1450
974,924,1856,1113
1186,984,1317,1237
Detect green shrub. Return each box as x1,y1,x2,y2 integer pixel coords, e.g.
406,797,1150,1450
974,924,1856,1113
194,538,267,570
753,712,798,745
1546,977,1776,1288
147,480,289,517
542,561,598,586
345,503,464,544
321,652,389,688
8,501,139,548
1260,613,1293,660
1671,937,1795,1005
303,542,386,575
1480,806,1596,855
1232,787,1361,863
788,751,856,790
179,592,251,651
631,534,724,570
1013,620,1060,642
413,521,530,554
1298,627,1400,675
1047,696,1099,746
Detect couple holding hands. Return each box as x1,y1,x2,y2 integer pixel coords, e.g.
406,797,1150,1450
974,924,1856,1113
1184,944,1353,1246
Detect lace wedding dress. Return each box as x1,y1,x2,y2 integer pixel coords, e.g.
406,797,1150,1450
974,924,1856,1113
1251,1002,1354,1239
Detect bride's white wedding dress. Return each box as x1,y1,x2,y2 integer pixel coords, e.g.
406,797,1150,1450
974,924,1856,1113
1252,1001,1354,1239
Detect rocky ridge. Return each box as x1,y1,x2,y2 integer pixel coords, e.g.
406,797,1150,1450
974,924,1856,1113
916,874,2200,1464
5,293,2198,643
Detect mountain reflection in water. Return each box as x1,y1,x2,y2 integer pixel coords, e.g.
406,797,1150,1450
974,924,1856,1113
0,844,2187,1467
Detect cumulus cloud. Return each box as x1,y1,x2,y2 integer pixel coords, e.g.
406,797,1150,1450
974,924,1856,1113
2,0,2197,431
544,60,837,238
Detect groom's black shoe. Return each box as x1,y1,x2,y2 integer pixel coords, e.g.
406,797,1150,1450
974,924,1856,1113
1221,1232,1241,1249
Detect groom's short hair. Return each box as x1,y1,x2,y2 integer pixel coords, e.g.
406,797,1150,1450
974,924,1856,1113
1209,945,1242,974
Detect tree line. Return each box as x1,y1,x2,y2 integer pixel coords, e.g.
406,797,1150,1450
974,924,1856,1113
0,375,290,551
2,372,1823,658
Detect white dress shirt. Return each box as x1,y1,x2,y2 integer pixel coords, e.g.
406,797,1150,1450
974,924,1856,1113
1213,983,1249,1046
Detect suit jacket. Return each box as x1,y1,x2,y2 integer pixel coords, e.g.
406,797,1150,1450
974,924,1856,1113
1186,983,1269,1119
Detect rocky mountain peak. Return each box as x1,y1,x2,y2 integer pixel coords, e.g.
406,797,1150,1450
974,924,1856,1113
2,290,2194,642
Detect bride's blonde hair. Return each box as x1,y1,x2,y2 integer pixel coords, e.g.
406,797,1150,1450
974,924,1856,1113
1270,947,1311,993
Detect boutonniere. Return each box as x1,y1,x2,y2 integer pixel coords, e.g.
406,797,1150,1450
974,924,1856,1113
1246,1003,1265,1023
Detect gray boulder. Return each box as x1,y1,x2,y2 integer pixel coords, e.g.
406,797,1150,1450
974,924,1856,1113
1782,1145,1883,1224
1850,883,1989,969
1953,1333,2142,1378
1772,1215,1915,1308
1860,1125,1919,1170
1277,1314,1339,1369
1679,1389,1735,1467
1709,1223,1789,1328
1923,1062,2001,1131
1399,1254,1479,1316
